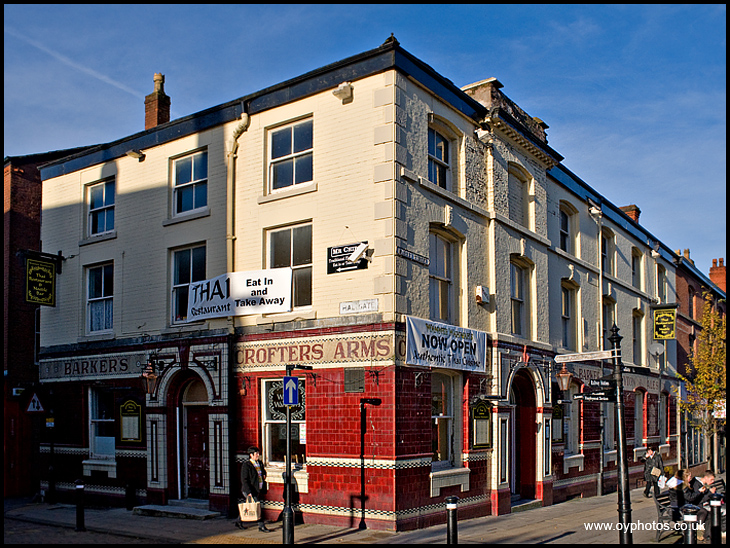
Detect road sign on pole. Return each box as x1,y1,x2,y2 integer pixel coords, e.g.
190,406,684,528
283,376,299,406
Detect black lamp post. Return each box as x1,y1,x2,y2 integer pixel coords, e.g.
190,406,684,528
359,398,382,530
609,324,633,544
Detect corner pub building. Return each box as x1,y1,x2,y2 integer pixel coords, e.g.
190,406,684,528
36,37,687,530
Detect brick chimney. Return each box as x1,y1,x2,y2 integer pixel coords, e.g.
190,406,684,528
619,204,641,223
144,73,170,130
709,258,726,292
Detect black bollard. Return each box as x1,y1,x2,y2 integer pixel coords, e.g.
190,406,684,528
709,493,723,545
681,504,700,545
446,496,459,544
125,483,135,511
75,479,86,532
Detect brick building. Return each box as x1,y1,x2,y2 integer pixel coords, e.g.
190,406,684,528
32,38,719,529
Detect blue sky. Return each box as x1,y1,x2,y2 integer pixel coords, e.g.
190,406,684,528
4,4,726,278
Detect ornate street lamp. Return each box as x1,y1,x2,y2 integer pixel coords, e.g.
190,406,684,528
556,363,573,393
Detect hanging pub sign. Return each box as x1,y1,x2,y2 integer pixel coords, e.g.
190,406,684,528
24,253,58,306
187,268,292,321
327,242,369,274
652,304,677,340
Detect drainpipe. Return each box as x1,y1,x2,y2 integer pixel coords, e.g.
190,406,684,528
226,107,249,517
589,203,604,495
227,109,250,273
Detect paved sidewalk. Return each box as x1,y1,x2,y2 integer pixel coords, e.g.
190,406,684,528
5,480,723,544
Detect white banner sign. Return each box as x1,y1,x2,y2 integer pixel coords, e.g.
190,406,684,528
405,316,487,372
187,268,292,321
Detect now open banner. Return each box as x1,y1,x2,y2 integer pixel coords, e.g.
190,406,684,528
187,268,292,321
405,316,487,372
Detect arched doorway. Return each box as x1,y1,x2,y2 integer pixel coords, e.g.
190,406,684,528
180,377,209,500
510,369,537,501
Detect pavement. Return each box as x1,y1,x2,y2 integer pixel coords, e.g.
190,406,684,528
5,478,725,544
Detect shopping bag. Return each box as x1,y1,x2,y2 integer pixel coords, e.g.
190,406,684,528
238,495,261,522
658,475,667,489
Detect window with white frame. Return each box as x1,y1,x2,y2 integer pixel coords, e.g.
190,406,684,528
430,230,459,324
428,127,450,190
269,224,312,307
510,260,528,337
558,201,578,255
262,378,306,465
173,150,208,215
269,118,313,192
87,263,113,332
631,248,643,290
431,371,455,469
172,244,206,323
602,297,616,350
601,229,615,276
561,282,577,350
632,310,644,365
566,382,581,455
89,387,115,459
656,264,667,304
88,178,115,236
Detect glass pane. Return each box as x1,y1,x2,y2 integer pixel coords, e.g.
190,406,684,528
175,156,192,186
89,267,102,298
293,267,312,307
194,182,207,209
272,159,293,189
428,128,436,157
193,151,207,182
91,211,103,234
104,298,113,329
267,423,306,464
105,180,115,206
292,225,312,266
105,208,114,232
177,185,193,213
174,249,191,285
90,184,104,209
438,279,449,321
89,300,104,331
294,154,313,184
192,246,206,282
174,287,188,321
271,230,291,268
103,264,114,297
293,120,313,153
271,127,292,159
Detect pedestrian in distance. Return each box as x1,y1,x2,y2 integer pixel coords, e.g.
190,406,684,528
236,446,271,533
641,446,663,499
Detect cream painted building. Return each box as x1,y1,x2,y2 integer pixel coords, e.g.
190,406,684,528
37,37,683,528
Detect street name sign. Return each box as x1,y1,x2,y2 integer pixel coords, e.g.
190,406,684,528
554,350,618,363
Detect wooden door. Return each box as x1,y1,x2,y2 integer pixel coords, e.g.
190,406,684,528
185,406,209,499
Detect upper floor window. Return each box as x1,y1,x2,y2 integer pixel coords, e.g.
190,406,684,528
173,150,208,215
88,179,115,236
430,230,461,324
632,310,644,365
602,297,616,350
558,201,578,255
561,282,578,350
631,248,643,290
428,128,450,190
269,118,313,192
87,263,113,333
172,244,206,323
656,264,667,303
269,224,312,307
601,229,615,276
510,259,532,338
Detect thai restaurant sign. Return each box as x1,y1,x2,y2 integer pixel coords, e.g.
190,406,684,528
405,316,488,372
187,268,292,321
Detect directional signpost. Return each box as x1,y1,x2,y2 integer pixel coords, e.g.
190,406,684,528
283,365,311,545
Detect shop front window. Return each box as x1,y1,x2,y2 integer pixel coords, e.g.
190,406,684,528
263,379,306,466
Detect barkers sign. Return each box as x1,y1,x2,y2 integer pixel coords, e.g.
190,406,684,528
405,316,487,372
40,352,146,382
187,268,292,321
